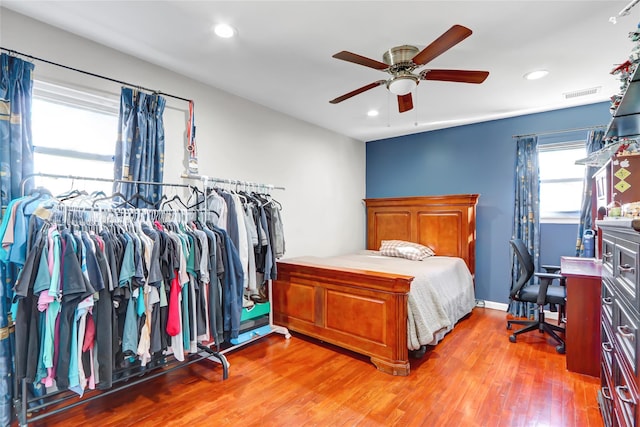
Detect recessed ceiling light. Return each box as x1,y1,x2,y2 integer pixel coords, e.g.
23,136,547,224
214,23,236,39
523,70,549,80
367,110,379,117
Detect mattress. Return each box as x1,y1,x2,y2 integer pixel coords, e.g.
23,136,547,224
286,250,476,350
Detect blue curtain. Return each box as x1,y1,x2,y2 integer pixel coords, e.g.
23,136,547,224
508,136,540,318
113,87,166,207
0,53,35,427
575,129,605,256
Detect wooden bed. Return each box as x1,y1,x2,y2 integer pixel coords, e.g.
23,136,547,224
272,194,478,376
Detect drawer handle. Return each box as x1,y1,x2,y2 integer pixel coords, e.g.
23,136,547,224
602,342,614,352
617,325,636,340
602,386,613,401
615,385,637,405
603,252,613,259
602,297,613,305
619,264,636,273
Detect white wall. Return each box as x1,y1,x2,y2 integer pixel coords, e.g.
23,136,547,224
0,8,366,257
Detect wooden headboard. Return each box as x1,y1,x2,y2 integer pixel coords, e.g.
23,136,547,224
364,194,479,276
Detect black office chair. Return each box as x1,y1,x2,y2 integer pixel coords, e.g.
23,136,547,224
507,238,567,354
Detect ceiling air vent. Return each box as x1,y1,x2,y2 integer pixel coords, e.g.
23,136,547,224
563,86,601,99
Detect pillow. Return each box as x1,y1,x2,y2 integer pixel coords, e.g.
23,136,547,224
379,240,435,261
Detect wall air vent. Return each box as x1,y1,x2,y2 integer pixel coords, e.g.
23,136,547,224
563,86,601,99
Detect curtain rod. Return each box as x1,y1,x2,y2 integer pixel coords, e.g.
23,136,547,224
0,46,192,103
181,173,286,191
512,125,607,139
619,0,640,16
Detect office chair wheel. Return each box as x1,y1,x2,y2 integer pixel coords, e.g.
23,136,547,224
556,345,565,354
509,335,516,343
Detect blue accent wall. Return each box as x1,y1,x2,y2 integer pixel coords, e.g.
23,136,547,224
540,223,578,267
366,102,611,303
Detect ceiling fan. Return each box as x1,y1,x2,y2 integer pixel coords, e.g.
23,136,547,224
329,24,489,113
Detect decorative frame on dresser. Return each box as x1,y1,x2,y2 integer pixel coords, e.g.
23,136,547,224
272,194,478,376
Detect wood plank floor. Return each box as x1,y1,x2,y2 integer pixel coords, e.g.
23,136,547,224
17,308,602,427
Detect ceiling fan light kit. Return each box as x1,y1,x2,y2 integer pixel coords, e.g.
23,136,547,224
387,74,418,95
329,24,489,113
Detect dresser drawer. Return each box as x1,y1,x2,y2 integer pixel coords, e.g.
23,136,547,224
603,234,616,274
603,319,615,378
615,237,640,309
601,362,616,427
615,351,639,427
614,297,639,375
603,278,616,327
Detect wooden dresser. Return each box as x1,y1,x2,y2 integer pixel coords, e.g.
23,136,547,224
597,219,640,427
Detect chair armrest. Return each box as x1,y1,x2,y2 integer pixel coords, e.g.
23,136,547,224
534,272,565,305
535,272,564,281
541,264,561,274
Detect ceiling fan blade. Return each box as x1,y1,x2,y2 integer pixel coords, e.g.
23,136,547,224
412,24,473,66
329,81,386,104
398,93,413,113
332,51,388,70
421,69,489,84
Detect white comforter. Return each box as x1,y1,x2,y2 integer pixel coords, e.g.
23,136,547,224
287,251,476,350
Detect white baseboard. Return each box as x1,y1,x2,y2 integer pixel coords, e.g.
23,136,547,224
477,300,508,311
476,299,559,320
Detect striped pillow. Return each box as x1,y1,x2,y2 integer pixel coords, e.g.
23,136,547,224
379,240,435,261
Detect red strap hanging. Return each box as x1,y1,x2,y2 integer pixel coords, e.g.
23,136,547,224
186,100,198,174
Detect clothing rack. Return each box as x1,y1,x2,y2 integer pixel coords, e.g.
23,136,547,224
0,47,192,104
16,344,225,426
10,179,222,426
20,172,196,197
181,173,286,192
10,173,289,426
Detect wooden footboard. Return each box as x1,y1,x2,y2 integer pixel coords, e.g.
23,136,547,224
272,259,413,376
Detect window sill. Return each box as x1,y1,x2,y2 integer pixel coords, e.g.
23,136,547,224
540,218,580,225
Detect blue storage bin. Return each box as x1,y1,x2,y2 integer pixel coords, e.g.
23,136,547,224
230,324,272,345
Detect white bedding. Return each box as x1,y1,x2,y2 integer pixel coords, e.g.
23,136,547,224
286,251,476,350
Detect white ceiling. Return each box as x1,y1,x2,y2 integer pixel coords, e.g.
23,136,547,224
2,1,639,142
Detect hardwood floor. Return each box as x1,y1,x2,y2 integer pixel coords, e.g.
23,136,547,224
17,308,602,427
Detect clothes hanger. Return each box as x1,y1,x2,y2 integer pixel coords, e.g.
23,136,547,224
57,189,88,202
161,194,189,210
154,194,168,209
92,192,134,208
185,185,204,209
22,186,53,211
122,193,156,209
90,190,107,198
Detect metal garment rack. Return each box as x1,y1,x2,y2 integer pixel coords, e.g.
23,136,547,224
181,173,286,192
181,173,292,351
20,172,196,197
16,345,226,426
12,173,232,426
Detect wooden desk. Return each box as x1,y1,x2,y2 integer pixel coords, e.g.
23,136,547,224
561,256,602,377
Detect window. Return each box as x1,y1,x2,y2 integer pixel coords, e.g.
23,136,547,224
30,80,118,196
538,141,587,223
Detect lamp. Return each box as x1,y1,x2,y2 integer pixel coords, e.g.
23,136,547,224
387,75,417,95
